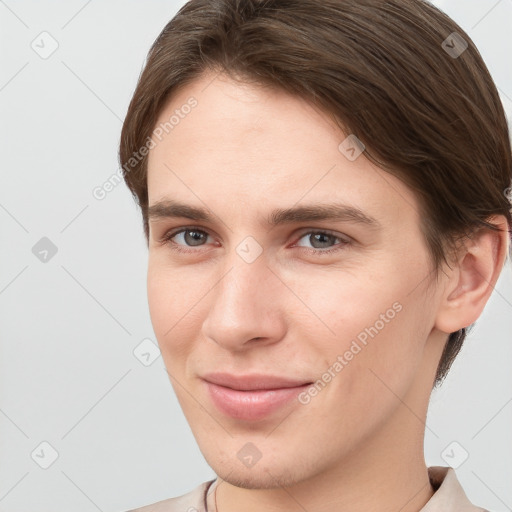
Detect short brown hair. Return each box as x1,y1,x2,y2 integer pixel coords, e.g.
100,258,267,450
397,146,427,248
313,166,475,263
119,0,512,387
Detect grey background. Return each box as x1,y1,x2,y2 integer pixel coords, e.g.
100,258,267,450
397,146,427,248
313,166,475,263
0,1,511,511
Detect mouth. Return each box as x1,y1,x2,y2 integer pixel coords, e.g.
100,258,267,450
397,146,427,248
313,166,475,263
201,372,314,421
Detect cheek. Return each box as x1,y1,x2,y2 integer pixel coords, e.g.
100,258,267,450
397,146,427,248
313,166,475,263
295,281,431,444
292,263,431,387
147,267,172,337
287,266,401,341
146,264,200,361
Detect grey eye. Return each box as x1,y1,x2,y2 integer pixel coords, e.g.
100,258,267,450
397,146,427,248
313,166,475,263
296,232,339,249
174,229,210,246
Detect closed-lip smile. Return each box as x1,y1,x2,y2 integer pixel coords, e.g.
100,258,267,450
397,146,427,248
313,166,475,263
202,372,313,421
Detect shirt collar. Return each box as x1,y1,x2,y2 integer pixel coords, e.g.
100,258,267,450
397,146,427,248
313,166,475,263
419,466,487,511
204,466,487,512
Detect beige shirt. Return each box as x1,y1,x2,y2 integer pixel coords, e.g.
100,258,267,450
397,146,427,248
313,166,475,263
127,466,490,512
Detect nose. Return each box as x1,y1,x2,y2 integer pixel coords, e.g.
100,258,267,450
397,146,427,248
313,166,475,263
200,249,287,352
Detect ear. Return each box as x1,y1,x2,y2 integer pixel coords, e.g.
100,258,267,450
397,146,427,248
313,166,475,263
435,215,510,334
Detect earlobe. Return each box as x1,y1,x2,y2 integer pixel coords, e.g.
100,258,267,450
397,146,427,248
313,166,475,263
434,216,509,334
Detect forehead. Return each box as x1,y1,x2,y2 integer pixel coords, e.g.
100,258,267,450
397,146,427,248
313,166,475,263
146,71,420,231
149,71,343,172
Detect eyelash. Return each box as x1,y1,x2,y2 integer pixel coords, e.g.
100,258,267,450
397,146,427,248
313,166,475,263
159,226,351,256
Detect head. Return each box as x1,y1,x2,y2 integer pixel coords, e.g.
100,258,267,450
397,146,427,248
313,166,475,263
120,0,511,489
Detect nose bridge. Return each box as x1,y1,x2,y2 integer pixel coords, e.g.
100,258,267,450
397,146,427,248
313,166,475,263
201,241,284,349
214,244,272,322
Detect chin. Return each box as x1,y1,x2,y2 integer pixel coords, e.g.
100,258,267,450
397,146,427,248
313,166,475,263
210,455,316,490
219,469,296,489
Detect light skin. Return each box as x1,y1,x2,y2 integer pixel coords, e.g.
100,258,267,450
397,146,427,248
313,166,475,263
145,69,509,512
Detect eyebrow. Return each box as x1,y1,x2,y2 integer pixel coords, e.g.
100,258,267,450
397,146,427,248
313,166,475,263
147,199,381,229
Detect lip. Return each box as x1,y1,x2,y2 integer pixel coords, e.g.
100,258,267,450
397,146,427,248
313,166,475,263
202,372,313,421
202,372,311,390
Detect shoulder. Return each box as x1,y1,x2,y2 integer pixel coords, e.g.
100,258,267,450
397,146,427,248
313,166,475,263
425,466,494,512
126,479,216,512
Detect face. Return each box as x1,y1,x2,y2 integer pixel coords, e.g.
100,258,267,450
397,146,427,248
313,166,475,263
146,70,447,489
